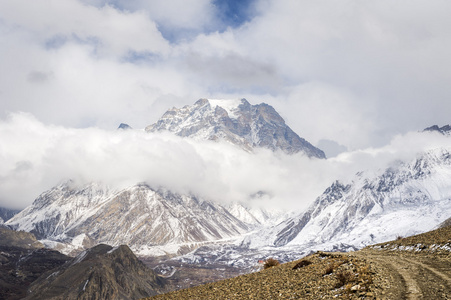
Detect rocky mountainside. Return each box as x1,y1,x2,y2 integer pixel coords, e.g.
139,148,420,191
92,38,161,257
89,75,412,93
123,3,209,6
25,244,165,300
0,227,44,249
242,148,451,251
6,182,253,256
0,227,69,300
146,98,325,158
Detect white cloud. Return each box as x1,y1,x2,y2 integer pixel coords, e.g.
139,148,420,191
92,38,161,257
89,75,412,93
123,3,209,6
0,0,170,57
1,112,450,211
123,0,215,31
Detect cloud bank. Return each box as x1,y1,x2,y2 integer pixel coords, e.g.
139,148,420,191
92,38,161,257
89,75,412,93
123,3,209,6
1,112,450,210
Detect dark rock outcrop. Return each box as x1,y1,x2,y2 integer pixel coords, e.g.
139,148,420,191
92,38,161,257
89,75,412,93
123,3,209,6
0,227,69,300
25,244,165,300
424,124,451,135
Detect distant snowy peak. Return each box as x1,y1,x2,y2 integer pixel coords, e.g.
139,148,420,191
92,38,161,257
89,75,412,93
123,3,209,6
146,98,325,158
424,124,451,135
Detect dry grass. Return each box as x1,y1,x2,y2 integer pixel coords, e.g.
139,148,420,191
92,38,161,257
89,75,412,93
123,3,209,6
335,270,354,288
263,258,280,269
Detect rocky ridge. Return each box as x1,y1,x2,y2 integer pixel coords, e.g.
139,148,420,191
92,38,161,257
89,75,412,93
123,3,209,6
424,124,451,135
6,182,253,256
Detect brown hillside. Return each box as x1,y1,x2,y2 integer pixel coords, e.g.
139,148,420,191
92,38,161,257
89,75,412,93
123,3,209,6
145,223,451,299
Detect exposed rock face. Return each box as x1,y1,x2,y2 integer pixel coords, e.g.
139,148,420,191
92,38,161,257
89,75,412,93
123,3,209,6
0,227,69,300
7,183,250,255
25,244,165,300
146,98,326,158
424,124,451,135
243,148,451,250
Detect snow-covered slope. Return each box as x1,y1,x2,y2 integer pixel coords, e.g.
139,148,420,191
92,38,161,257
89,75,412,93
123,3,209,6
242,148,451,250
146,98,325,158
6,182,251,255
225,202,283,226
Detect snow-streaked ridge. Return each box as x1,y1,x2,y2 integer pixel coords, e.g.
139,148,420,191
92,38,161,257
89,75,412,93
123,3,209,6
6,183,252,255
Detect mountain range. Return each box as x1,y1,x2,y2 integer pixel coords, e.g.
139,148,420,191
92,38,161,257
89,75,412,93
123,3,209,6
6,182,252,256
2,98,451,298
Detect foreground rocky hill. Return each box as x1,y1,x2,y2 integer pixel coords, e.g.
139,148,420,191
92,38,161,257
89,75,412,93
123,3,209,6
0,227,69,300
146,224,451,299
25,244,165,300
0,227,166,300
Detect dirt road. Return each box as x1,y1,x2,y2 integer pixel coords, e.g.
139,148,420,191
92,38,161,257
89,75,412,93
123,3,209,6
354,250,451,299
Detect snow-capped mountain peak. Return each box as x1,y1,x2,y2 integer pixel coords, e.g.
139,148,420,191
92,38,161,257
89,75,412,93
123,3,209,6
146,98,325,158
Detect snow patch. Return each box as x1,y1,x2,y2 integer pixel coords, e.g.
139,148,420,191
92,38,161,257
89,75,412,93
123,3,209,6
208,99,242,118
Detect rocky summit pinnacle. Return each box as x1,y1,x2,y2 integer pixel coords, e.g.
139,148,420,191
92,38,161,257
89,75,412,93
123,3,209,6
145,98,326,158
117,123,132,130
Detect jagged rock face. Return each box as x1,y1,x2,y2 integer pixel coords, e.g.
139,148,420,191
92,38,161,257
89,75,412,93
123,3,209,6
243,148,451,250
25,244,165,300
424,124,451,135
146,98,326,158
7,183,250,255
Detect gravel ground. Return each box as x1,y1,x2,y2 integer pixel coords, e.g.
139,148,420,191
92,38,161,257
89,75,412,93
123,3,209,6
145,225,451,300
147,252,377,299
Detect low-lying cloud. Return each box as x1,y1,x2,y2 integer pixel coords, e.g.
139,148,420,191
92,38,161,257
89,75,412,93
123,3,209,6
1,112,450,211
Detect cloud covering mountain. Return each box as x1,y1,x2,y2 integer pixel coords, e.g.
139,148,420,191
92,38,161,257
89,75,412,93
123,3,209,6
1,110,451,211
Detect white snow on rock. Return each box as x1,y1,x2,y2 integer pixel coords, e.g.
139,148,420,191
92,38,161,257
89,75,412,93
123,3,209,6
207,99,242,118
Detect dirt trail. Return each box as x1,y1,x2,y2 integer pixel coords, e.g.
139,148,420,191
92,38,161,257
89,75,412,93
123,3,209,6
354,250,451,299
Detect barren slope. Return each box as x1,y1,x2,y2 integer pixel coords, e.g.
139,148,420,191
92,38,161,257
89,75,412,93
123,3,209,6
146,224,451,299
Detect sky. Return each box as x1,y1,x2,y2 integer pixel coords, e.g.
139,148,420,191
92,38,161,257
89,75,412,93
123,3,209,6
1,0,451,209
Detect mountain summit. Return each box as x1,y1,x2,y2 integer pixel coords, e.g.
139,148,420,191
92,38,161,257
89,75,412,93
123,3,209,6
146,98,326,158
